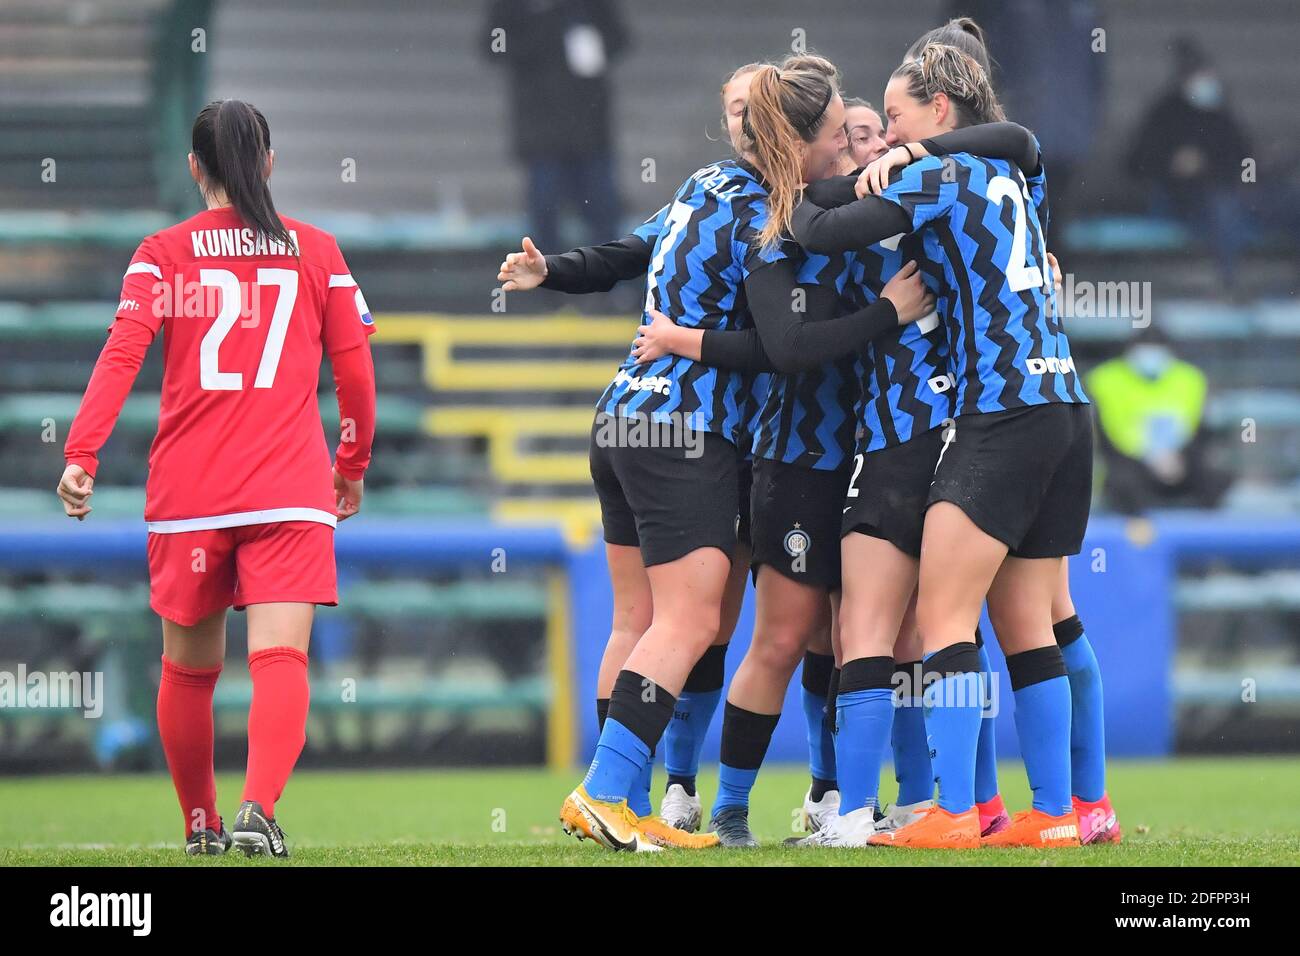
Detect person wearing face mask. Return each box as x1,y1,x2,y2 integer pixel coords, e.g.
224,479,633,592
1126,36,1252,288
1087,328,1231,514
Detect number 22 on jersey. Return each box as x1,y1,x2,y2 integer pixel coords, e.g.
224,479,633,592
986,174,1044,294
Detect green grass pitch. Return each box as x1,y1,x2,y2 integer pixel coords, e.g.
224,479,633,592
2,757,1298,866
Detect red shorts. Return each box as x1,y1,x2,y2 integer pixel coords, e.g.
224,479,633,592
147,521,337,626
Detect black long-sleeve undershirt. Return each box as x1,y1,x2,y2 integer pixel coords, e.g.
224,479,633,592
539,234,652,293
699,258,898,374
793,197,914,255
796,121,1043,254
803,121,1041,211
533,231,898,374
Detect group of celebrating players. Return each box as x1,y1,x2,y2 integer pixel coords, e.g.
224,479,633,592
499,17,1122,852
55,13,1122,859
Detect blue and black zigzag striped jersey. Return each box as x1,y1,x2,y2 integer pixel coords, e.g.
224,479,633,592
739,370,771,463
597,160,786,444
751,249,861,471
879,153,1088,416
846,232,954,453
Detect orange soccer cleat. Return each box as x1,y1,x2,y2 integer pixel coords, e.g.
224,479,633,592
867,805,981,849
981,808,1081,848
559,787,662,853
639,815,721,849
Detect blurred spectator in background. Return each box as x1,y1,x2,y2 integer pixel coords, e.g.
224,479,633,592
955,0,1103,252
1088,327,1231,514
1126,36,1252,291
484,0,627,253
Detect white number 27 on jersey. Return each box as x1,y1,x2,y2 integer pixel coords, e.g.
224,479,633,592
985,175,1043,293
198,268,298,390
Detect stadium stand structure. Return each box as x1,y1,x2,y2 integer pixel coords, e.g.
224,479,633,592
1,1,1298,769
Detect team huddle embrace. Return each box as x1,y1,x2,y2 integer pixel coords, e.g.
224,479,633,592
499,17,1120,853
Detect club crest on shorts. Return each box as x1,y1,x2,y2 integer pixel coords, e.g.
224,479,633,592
783,523,810,558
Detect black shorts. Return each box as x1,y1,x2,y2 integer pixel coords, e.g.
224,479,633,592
750,457,850,591
841,427,944,559
589,413,739,567
928,403,1093,558
736,457,754,550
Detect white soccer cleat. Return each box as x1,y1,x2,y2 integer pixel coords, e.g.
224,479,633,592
875,799,934,833
660,783,702,833
800,787,841,833
788,804,877,848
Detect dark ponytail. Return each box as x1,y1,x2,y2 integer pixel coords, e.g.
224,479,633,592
906,16,994,76
191,99,295,251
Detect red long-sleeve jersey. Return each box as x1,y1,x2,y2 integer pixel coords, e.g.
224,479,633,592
64,207,376,531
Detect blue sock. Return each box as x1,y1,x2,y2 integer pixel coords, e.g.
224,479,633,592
1057,618,1106,802
802,686,837,783
974,642,1000,804
582,717,650,805
836,688,894,813
1007,646,1074,817
629,750,654,817
922,646,984,815
664,644,728,787
712,764,759,815
710,702,779,817
891,670,933,805
664,687,722,785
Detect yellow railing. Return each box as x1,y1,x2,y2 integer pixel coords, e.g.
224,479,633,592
374,313,621,543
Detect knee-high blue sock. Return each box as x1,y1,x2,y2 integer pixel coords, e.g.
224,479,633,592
1006,646,1073,816
835,657,895,814
974,640,1000,804
630,749,655,817
711,702,779,816
664,644,727,793
595,697,652,814
1056,615,1106,802
583,717,650,804
921,643,984,815
583,671,675,805
801,652,837,786
891,659,933,805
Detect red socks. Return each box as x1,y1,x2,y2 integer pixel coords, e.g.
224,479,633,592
157,657,222,836
242,646,310,818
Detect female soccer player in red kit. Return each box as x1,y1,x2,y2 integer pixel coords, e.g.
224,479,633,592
56,99,376,858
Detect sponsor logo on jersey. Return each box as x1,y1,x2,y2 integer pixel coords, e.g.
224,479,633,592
612,368,672,396
117,298,139,312
927,373,957,394
1024,355,1077,376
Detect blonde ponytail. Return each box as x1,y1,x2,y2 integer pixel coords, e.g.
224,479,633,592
740,65,837,250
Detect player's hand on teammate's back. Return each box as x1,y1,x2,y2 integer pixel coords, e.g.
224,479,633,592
881,260,935,326
57,464,94,520
333,468,363,521
497,236,548,291
632,309,682,363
